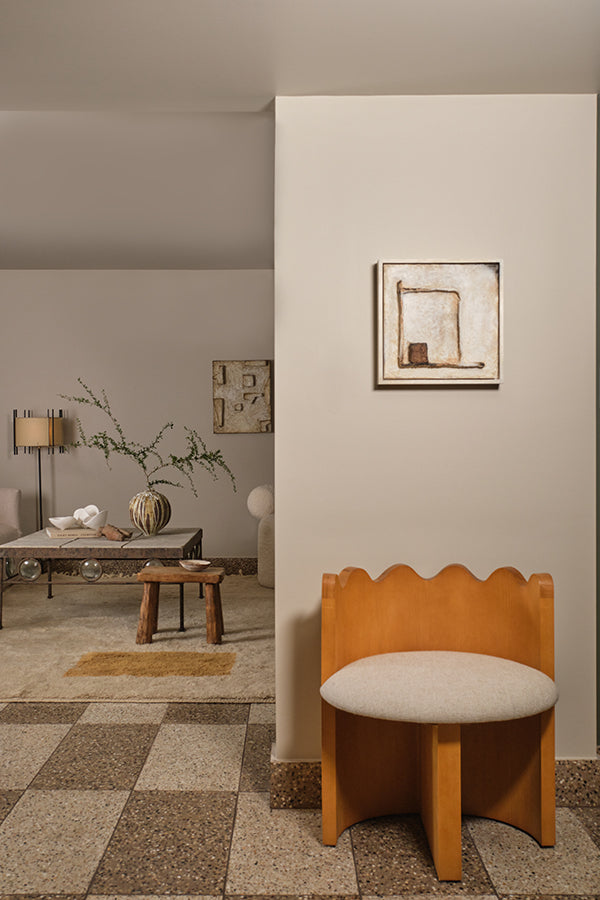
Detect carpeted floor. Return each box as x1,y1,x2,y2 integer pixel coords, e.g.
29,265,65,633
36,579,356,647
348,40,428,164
0,575,274,702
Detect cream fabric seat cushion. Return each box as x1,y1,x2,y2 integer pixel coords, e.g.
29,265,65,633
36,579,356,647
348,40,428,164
320,650,558,724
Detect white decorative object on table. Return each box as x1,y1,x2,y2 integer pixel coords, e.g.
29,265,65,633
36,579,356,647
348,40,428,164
85,510,108,529
48,516,78,530
73,505,108,529
179,559,211,571
48,506,108,531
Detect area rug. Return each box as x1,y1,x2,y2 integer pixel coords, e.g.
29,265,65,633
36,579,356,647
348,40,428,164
65,650,236,678
0,575,274,702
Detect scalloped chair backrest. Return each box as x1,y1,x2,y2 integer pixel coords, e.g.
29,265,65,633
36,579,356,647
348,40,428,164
322,563,554,681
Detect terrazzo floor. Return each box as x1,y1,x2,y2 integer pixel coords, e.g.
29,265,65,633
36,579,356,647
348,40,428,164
0,700,599,899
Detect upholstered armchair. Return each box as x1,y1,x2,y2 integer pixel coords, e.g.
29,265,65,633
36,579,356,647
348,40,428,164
320,563,558,881
0,488,22,545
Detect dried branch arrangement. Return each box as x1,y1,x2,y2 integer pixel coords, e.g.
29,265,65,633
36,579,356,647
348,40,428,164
61,378,236,496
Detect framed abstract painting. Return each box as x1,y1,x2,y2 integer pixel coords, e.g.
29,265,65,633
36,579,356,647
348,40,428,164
377,261,502,385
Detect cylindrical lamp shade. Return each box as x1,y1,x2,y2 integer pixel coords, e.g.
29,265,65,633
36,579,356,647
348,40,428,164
14,417,64,448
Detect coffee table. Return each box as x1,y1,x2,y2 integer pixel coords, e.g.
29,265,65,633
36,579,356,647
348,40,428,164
0,527,203,630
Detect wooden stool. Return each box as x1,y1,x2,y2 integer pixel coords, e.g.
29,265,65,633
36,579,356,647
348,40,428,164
136,566,225,644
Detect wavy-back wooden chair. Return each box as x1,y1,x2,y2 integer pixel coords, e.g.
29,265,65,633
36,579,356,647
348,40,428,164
320,564,558,881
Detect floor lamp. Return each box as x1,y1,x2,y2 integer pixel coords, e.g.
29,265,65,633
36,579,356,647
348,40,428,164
13,410,66,531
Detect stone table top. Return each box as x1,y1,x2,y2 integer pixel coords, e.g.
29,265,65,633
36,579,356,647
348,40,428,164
0,527,203,559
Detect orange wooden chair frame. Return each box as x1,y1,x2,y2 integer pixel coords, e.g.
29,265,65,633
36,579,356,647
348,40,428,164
321,564,556,880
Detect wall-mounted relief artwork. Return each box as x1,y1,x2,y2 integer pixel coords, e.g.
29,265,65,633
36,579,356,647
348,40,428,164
213,360,273,433
377,261,502,385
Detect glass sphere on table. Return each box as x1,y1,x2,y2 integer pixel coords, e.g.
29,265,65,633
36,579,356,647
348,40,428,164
19,558,42,581
80,558,103,582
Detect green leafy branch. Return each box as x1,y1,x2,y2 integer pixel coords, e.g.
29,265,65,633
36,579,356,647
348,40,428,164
60,378,236,496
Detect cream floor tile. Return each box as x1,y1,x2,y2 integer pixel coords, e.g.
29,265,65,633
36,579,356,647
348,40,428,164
134,724,246,791
0,724,71,789
78,702,168,724
0,789,128,893
467,808,600,894
249,702,276,724
226,792,358,895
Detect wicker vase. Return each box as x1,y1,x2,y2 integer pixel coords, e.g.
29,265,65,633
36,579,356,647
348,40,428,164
129,489,171,536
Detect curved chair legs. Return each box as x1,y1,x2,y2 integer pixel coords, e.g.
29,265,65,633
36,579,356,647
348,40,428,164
322,703,555,881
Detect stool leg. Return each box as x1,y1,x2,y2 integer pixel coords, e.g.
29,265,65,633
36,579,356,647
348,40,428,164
420,723,462,881
137,582,159,644
205,583,222,644
216,584,224,635
179,584,186,632
149,584,160,635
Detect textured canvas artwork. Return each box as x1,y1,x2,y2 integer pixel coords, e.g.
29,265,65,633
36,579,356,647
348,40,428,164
213,360,272,433
377,262,502,385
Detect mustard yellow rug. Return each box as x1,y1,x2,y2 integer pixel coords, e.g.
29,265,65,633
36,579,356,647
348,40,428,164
65,650,236,678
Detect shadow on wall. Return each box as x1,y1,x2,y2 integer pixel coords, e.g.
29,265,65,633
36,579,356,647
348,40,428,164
283,605,321,758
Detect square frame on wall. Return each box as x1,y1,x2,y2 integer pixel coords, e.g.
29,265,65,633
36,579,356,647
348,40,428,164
212,359,273,433
377,261,503,385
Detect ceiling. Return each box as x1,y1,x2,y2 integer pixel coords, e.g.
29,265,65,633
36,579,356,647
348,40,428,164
1,0,600,110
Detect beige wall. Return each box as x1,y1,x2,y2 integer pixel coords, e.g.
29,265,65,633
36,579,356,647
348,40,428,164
0,111,274,269
1,269,273,556
274,95,597,759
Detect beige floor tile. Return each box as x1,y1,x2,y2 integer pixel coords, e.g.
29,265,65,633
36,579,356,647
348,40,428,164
226,792,358,895
467,808,600,894
134,724,246,791
78,702,168,724
0,789,128,893
0,724,71,789
249,702,276,724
